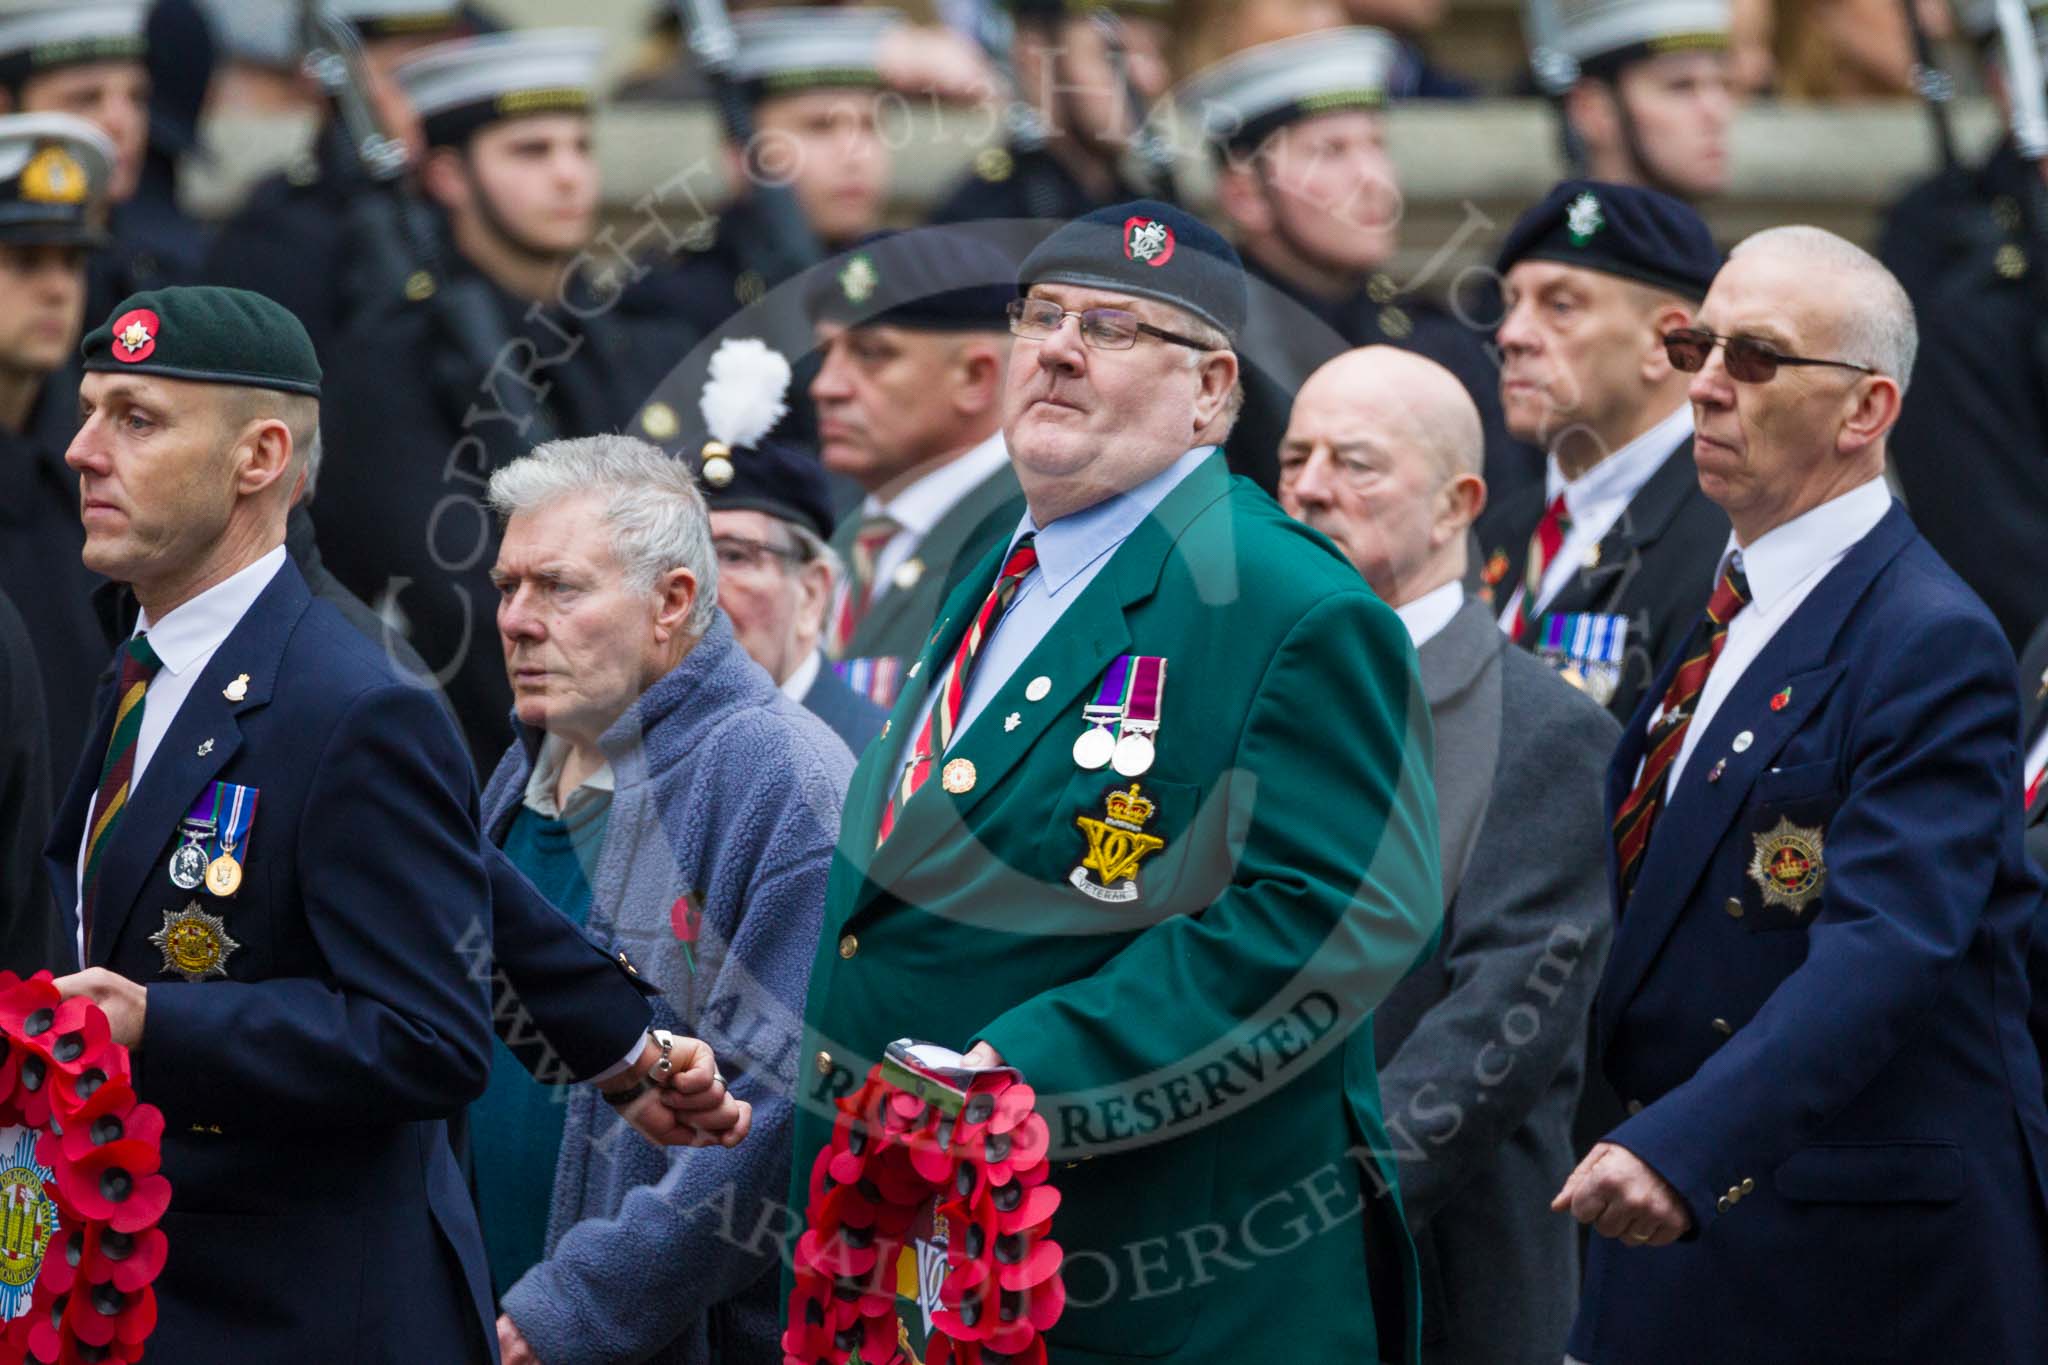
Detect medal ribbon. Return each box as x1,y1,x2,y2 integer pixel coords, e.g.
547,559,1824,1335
183,784,221,837
211,783,259,868
1082,654,1135,730
1123,656,1165,730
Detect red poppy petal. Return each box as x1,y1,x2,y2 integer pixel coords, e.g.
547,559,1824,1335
996,1237,1062,1292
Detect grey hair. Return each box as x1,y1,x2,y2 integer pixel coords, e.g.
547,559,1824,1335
486,434,720,635
300,426,323,502
1170,309,1247,436
1731,225,1919,394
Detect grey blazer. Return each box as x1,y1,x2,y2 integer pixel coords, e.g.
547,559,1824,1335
1373,595,1621,1365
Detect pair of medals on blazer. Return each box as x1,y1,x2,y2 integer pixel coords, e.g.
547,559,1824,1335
148,779,258,983
1067,655,1168,905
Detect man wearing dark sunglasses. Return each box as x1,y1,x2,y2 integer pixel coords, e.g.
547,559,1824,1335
1559,225,2048,1365
1484,179,1731,725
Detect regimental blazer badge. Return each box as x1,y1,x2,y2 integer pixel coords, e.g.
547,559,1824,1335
1747,816,1826,914
149,902,241,982
1070,784,1167,903
0,1129,57,1323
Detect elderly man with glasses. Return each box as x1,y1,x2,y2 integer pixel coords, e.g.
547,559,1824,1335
785,200,1443,1364
1556,227,2048,1365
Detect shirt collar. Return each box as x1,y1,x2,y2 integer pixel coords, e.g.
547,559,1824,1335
1394,581,1465,649
1546,405,1694,514
781,649,822,703
1008,445,1216,596
1720,476,1892,615
862,430,1011,537
134,545,289,675
523,731,615,820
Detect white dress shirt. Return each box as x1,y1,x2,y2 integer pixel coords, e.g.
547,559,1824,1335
72,545,288,963
862,430,1011,605
2025,728,2048,803
779,650,822,705
1497,404,1693,631
1664,477,1892,793
1394,581,1464,651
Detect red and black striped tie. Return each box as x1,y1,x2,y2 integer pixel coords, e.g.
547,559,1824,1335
81,634,164,953
876,535,1038,847
1613,561,1751,898
1509,493,1571,644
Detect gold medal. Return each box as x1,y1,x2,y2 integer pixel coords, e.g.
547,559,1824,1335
1072,727,1115,770
204,852,242,897
149,902,241,982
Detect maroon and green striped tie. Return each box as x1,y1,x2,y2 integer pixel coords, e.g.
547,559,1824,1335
81,635,164,952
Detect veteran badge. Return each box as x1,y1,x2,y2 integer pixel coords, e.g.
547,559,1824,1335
149,902,241,982
0,1129,57,1322
1747,816,1825,913
1070,784,1166,904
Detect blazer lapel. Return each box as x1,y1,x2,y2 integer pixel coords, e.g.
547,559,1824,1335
88,564,308,965
1540,438,1701,625
854,456,1232,904
849,466,1022,661
1594,505,1916,1049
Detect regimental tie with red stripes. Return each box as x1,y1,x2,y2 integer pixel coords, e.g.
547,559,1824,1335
829,514,900,658
81,635,164,953
875,535,1039,848
1612,560,1752,898
1508,493,1571,644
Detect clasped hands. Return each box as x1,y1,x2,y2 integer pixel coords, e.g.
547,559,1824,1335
601,1031,752,1150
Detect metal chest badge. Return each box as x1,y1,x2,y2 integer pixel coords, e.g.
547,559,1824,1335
1535,612,1628,706
149,901,242,982
1070,784,1166,904
1747,816,1826,914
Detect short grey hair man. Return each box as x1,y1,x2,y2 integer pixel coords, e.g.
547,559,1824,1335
1729,226,1918,394
488,434,722,637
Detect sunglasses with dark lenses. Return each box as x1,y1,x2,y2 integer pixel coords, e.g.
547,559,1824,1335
1663,327,1879,384
1006,297,1213,353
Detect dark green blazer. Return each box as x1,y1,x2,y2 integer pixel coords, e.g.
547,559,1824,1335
830,459,1023,670
790,453,1443,1363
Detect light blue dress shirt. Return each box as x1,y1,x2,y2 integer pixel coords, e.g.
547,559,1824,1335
891,445,1217,780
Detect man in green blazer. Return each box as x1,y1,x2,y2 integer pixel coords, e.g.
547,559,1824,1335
786,201,1444,1364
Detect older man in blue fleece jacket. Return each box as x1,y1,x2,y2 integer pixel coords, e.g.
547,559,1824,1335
475,434,854,1365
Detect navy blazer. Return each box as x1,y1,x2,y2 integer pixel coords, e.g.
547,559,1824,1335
801,653,886,758
47,562,497,1365
1569,504,2048,1365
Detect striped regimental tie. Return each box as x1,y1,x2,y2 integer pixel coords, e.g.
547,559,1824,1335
1612,561,1752,898
81,634,165,954
875,535,1038,848
1508,492,1572,644
829,515,901,659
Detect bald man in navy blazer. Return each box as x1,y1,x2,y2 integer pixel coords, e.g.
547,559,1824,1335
1558,230,2048,1364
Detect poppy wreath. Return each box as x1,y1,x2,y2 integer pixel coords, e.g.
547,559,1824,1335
0,973,170,1364
784,1065,1064,1365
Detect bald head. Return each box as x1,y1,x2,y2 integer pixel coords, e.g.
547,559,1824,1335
1279,346,1488,605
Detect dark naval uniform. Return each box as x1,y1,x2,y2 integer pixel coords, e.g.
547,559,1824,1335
1233,257,1539,509
201,134,358,364
0,369,112,788
316,259,659,769
928,142,1142,229
0,585,60,974
1880,141,2048,648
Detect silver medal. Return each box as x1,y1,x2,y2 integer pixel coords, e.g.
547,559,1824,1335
168,840,209,891
1072,726,1116,770
1112,731,1155,778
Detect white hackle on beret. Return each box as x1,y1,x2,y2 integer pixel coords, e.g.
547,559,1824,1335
698,338,793,450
